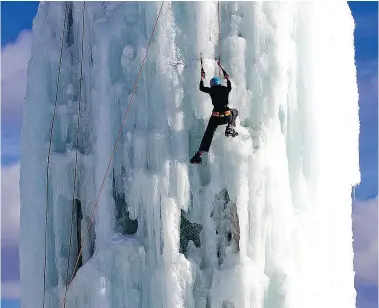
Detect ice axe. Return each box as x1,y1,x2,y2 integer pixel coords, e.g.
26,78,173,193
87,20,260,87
215,58,229,79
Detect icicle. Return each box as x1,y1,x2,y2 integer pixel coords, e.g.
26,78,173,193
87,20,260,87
20,2,359,308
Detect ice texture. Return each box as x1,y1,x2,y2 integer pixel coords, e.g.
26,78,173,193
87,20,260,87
20,2,360,308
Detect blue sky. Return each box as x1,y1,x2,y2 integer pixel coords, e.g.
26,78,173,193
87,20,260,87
1,2,38,46
1,2,377,308
1,1,39,167
348,2,378,201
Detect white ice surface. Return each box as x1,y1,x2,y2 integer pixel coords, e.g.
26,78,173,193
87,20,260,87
20,2,359,308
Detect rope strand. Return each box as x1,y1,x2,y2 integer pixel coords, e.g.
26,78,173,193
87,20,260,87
60,2,165,306
64,2,86,304
43,3,69,307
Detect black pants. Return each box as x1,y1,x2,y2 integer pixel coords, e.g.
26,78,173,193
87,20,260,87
199,109,238,152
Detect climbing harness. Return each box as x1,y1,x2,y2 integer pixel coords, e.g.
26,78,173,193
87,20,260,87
212,110,231,117
43,3,69,308
60,2,165,307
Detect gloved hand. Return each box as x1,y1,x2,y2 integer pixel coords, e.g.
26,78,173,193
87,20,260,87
201,68,205,80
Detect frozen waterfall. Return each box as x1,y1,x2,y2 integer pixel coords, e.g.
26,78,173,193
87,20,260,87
20,2,360,308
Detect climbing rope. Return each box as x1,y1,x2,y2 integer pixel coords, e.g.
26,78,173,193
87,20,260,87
64,1,86,301
43,3,69,308
60,2,165,307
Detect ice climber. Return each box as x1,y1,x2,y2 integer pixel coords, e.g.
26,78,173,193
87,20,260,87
190,60,239,165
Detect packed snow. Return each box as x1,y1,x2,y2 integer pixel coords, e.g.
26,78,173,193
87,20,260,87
20,2,360,308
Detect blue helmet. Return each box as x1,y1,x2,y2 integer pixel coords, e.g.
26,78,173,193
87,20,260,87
210,77,221,87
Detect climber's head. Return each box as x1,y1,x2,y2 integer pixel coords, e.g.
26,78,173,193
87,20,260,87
210,77,221,87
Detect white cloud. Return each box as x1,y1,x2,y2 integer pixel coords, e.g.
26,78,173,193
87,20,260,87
1,163,20,246
1,281,20,299
1,31,32,163
353,197,378,285
1,30,32,126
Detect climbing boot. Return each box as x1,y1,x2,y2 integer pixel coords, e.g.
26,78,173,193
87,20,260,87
225,125,239,137
190,152,203,164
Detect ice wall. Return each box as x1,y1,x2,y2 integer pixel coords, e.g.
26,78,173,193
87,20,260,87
20,2,360,308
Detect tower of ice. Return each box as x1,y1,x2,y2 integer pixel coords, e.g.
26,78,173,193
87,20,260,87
20,2,360,308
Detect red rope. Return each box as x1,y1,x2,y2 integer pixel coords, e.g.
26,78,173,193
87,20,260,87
60,2,165,306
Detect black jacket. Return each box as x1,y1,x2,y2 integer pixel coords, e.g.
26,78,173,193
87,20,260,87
199,79,232,112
